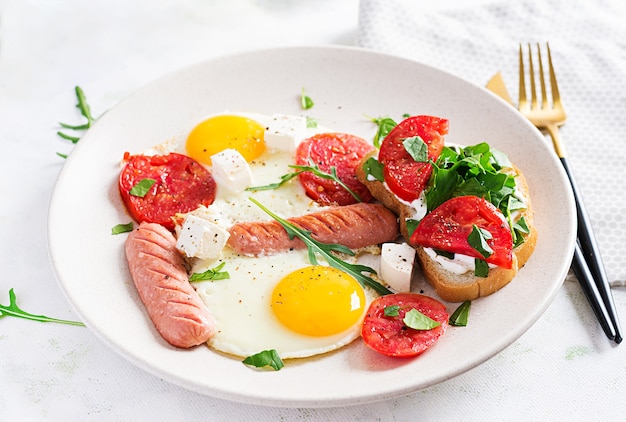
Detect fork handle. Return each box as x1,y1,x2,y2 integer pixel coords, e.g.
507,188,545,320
571,240,616,340
560,156,623,343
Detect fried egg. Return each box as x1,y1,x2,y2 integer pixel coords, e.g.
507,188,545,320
180,111,383,359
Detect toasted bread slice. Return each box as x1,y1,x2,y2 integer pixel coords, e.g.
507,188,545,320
356,153,537,302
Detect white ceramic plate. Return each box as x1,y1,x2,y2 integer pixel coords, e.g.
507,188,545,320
48,46,576,408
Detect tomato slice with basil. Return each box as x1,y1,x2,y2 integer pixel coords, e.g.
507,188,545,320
296,133,375,206
378,115,448,202
361,293,448,358
119,152,216,231
410,195,514,268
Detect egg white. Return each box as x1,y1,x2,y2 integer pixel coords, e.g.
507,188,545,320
183,112,383,359
193,250,378,359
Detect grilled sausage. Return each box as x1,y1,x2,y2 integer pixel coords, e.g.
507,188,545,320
125,222,216,348
227,202,399,256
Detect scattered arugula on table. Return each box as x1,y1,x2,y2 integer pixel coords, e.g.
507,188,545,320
1,289,84,326
246,158,362,203
56,86,97,158
250,198,392,296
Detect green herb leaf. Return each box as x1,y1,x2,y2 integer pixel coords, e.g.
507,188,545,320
403,308,441,330
369,116,397,148
384,305,400,317
111,222,134,235
250,198,392,296
474,258,490,277
306,117,318,128
301,88,314,110
56,152,68,159
247,159,362,202
467,224,494,259
402,136,428,162
405,219,420,238
130,178,157,197
1,289,85,326
57,86,96,147
242,349,284,371
449,301,471,326
189,262,230,282
362,157,384,182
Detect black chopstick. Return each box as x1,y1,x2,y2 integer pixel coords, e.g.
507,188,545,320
560,157,623,344
571,240,617,340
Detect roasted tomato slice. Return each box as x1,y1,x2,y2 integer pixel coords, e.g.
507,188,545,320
410,195,514,268
119,153,216,231
296,133,375,206
361,293,448,358
378,115,448,202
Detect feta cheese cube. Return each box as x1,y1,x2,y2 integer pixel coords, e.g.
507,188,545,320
264,114,308,152
380,242,416,293
176,214,230,260
210,148,253,193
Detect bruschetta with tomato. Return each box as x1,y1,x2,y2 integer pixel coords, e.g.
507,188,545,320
356,115,537,302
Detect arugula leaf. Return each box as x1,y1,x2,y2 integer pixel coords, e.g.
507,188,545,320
250,198,392,296
1,289,85,326
405,219,420,238
243,349,284,371
189,262,230,282
403,308,441,330
369,116,397,148
130,178,156,197
301,88,314,110
449,301,471,326
57,86,96,156
402,136,428,162
362,157,384,182
111,222,133,235
247,159,362,202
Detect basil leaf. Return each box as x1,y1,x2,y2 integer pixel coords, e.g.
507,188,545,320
189,262,230,282
405,219,420,238
384,305,400,317
370,116,397,148
467,225,494,258
111,222,133,235
474,258,490,277
402,136,428,162
449,301,471,326
130,178,156,197
363,157,384,182
301,88,314,110
242,349,284,371
434,249,455,260
403,308,441,330
306,117,318,128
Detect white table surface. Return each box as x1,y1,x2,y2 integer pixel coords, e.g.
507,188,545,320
1,0,624,420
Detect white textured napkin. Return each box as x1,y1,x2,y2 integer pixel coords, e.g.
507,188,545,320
357,0,626,286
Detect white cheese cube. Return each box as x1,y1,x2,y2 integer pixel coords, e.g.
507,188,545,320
176,214,230,260
380,242,416,292
210,148,253,193
264,114,308,152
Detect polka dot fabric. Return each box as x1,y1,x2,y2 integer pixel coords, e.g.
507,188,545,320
357,0,626,286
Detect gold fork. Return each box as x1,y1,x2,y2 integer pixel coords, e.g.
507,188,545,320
518,43,622,343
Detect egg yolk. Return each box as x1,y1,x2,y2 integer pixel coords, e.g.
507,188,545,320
271,266,366,337
186,115,266,165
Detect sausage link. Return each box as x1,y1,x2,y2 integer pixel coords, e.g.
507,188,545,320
125,222,216,348
227,203,399,256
